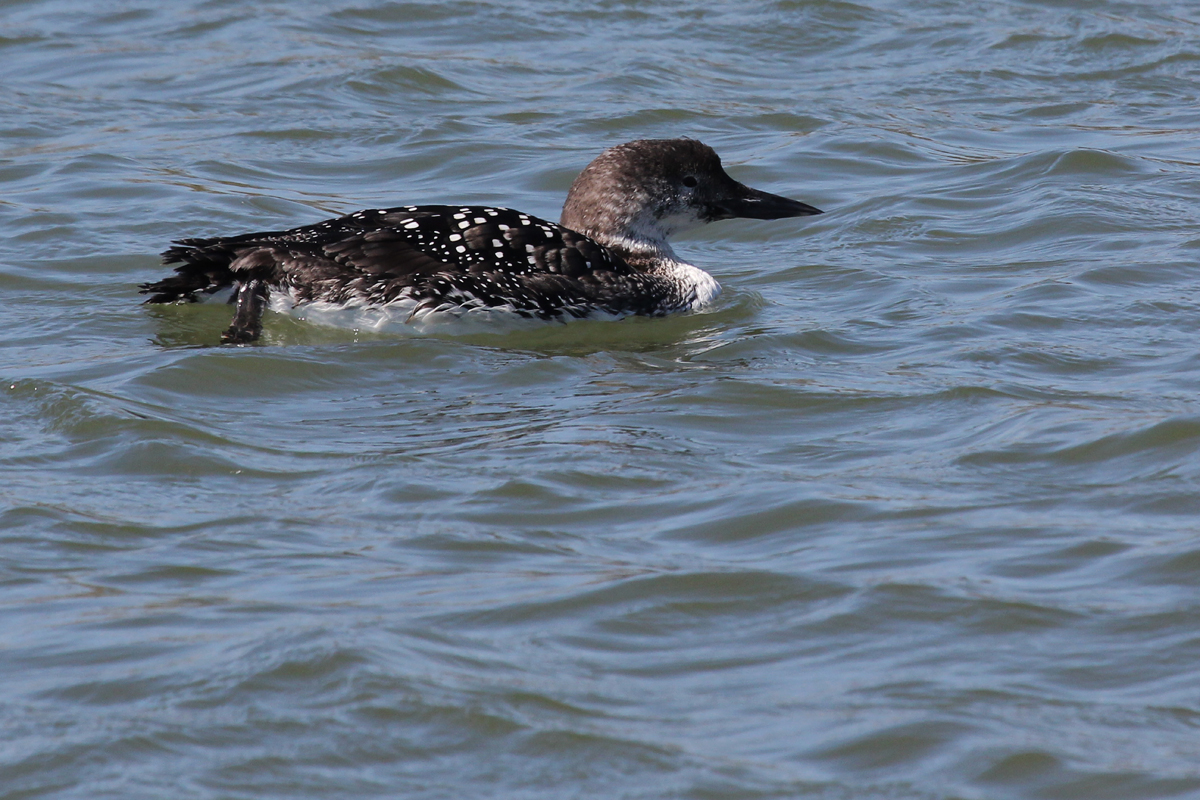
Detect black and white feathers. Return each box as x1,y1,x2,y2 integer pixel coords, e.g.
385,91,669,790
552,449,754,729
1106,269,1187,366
142,139,822,343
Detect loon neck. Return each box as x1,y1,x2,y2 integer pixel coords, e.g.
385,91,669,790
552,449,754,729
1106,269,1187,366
565,208,690,270
591,230,680,268
561,183,694,270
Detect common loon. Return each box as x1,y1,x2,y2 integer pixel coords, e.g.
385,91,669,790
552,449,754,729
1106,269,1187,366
142,138,822,343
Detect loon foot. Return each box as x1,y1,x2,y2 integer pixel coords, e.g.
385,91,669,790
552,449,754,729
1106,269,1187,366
220,280,269,344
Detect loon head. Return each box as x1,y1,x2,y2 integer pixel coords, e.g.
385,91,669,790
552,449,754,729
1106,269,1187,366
560,138,822,255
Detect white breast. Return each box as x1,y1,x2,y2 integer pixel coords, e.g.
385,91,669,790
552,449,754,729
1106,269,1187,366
663,262,723,310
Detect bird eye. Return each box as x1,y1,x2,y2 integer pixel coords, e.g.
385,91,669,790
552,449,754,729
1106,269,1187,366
682,176,698,188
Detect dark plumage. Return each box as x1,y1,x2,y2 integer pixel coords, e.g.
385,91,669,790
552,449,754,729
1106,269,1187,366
142,139,822,343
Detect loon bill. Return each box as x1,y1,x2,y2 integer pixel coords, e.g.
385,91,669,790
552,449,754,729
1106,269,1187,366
142,138,822,343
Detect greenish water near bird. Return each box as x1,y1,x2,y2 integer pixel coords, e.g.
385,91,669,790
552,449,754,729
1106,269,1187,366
2,1,1200,798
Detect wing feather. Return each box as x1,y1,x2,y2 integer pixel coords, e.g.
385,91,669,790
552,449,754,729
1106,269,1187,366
143,205,674,316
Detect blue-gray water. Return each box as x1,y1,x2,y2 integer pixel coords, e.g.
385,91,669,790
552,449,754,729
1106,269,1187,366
3,1,1200,798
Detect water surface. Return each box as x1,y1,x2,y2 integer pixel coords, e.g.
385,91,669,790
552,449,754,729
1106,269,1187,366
3,1,1200,798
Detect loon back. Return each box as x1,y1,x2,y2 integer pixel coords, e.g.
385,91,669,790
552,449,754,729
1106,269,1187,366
142,139,822,343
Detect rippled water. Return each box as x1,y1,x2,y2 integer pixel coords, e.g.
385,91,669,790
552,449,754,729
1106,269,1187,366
4,1,1200,797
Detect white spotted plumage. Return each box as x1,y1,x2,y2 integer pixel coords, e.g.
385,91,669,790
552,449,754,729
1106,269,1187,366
144,139,821,343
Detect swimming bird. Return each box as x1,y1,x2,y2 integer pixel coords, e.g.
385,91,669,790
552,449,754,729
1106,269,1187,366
142,138,822,343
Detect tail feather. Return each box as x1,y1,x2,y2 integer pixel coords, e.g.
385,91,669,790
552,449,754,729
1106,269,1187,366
143,235,282,343
141,237,244,303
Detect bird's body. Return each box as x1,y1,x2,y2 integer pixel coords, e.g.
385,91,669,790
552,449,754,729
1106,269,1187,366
142,139,821,343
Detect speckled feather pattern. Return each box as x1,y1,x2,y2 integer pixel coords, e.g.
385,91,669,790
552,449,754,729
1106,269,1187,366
142,139,820,341
151,205,699,320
